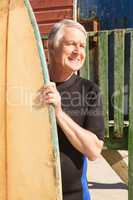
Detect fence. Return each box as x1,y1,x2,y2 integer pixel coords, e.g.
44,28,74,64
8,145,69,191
80,28,133,199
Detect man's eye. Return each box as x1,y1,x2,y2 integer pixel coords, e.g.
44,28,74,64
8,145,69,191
81,44,86,48
68,42,74,45
64,41,74,45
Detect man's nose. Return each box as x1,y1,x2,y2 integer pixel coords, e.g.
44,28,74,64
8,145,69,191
73,45,80,54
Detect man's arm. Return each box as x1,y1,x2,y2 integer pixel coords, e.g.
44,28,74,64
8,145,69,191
56,109,103,161
39,82,104,161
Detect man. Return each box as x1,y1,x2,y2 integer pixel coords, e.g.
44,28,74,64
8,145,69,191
41,19,104,200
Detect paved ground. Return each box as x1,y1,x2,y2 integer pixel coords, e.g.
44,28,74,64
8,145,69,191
87,151,128,200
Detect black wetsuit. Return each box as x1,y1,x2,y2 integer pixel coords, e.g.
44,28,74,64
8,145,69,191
56,74,104,200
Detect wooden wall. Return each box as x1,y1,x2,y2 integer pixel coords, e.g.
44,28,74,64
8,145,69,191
30,0,73,61
30,0,73,36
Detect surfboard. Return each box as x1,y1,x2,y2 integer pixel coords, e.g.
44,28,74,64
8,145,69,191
0,1,9,199
0,0,62,199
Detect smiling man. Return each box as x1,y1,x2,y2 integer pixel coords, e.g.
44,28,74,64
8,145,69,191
41,19,104,200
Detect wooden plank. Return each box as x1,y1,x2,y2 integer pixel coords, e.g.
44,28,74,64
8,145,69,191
80,35,90,79
0,0,9,199
102,150,128,185
98,31,109,137
7,0,62,199
39,18,73,35
39,23,54,35
114,30,125,137
128,31,133,200
34,8,73,24
30,0,73,10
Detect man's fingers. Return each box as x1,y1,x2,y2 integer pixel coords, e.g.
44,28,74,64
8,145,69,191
44,82,56,89
36,82,61,108
38,82,56,93
45,97,57,105
43,87,55,95
44,92,54,100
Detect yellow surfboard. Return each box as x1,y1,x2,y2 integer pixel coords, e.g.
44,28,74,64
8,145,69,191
0,1,9,199
0,0,62,199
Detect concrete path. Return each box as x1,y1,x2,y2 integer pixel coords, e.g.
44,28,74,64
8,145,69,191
87,152,128,200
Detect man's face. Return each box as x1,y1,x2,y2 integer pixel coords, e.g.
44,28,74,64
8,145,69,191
52,27,86,74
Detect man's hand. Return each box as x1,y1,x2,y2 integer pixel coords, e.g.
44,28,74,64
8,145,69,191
37,82,62,115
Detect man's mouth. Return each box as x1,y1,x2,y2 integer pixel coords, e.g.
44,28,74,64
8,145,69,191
68,57,81,65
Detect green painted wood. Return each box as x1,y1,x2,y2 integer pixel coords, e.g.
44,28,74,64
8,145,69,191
114,30,125,138
41,34,48,49
104,138,127,150
24,1,62,199
128,31,133,200
98,31,109,138
80,34,90,79
41,34,48,40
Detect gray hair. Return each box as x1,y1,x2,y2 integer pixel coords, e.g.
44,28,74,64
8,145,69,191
48,19,87,51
